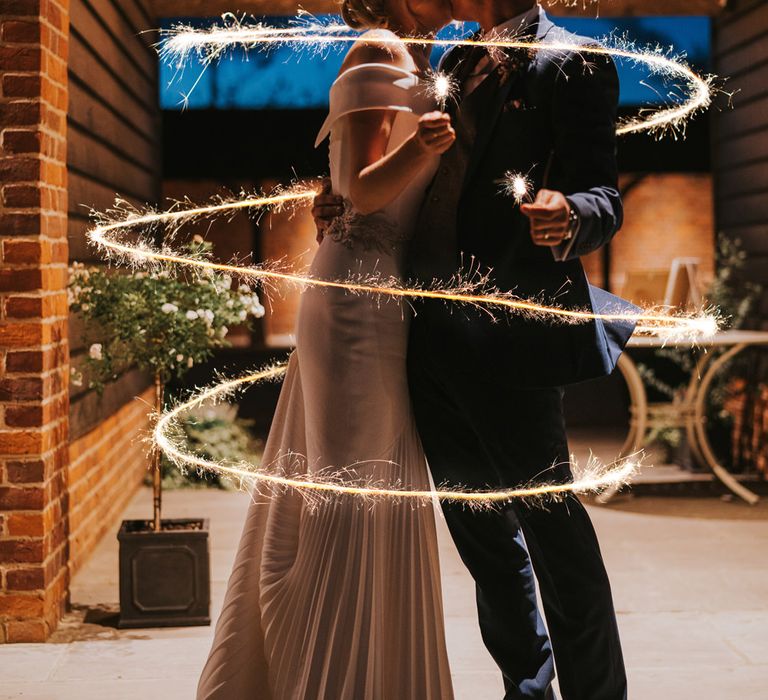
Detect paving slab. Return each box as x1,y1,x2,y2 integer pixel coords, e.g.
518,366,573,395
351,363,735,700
1,481,766,699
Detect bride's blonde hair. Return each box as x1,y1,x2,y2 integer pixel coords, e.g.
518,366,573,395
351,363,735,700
341,0,390,29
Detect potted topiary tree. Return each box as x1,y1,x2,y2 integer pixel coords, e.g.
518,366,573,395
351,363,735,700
69,236,265,628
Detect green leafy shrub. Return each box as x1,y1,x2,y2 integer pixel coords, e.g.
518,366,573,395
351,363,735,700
68,237,265,391
147,404,264,490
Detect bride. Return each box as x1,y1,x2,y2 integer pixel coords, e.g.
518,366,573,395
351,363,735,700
196,0,458,697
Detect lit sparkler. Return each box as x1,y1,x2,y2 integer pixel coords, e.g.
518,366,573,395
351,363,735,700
155,360,641,507
158,20,718,139
498,170,534,205
428,70,458,112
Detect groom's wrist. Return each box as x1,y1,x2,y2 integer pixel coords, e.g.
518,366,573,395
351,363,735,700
550,197,581,262
564,199,581,240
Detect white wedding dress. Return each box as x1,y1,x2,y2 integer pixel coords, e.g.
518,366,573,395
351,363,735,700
196,32,455,700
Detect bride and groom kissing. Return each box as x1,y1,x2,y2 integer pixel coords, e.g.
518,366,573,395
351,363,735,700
197,0,636,698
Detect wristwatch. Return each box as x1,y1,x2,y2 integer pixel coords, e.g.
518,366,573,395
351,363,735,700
564,203,579,241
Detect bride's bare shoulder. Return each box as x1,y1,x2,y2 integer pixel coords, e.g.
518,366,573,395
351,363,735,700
340,29,411,72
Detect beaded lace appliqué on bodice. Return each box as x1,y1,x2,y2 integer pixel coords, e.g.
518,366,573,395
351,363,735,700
326,198,409,255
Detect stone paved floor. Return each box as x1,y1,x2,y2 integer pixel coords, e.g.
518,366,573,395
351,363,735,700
1,484,767,699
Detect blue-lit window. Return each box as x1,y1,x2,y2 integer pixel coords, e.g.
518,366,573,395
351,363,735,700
159,15,710,110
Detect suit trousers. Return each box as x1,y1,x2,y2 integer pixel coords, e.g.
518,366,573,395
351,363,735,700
406,307,628,700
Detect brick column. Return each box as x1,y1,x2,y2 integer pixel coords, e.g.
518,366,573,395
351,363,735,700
0,0,70,643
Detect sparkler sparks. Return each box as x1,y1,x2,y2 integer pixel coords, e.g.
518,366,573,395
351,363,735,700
90,17,724,504
428,71,458,112
155,360,641,508
158,19,717,139
86,189,721,343
498,170,534,205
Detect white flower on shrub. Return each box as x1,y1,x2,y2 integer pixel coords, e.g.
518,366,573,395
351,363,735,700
250,300,265,318
89,343,103,360
218,275,232,291
161,303,178,314
238,309,247,321
176,354,184,362
218,325,228,338
70,367,83,387
186,310,199,320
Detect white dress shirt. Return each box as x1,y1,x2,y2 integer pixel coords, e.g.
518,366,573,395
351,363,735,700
463,3,542,96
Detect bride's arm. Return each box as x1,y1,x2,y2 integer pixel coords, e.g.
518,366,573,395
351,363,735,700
343,42,455,215
347,110,453,215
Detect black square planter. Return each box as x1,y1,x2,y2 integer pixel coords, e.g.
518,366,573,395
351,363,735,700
117,517,211,628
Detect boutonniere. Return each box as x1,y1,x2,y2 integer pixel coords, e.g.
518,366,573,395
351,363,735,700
503,96,532,112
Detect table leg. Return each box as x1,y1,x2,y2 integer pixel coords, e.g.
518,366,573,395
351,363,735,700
683,351,715,470
689,343,760,505
595,353,648,504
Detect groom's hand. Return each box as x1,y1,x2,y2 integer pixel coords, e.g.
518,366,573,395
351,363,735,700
311,177,344,244
520,189,572,247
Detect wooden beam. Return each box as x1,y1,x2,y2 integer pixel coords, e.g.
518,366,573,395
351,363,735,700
152,0,726,19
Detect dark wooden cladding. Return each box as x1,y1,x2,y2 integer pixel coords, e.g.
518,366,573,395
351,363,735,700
67,0,160,264
713,0,768,329
67,0,160,429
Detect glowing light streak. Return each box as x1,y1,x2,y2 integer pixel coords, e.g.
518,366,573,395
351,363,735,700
155,361,640,506
159,21,716,138
86,190,721,343
95,16,724,504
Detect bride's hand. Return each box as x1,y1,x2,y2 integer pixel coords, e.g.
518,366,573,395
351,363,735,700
413,112,456,155
312,177,344,244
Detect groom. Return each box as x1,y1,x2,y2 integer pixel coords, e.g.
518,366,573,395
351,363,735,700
314,2,632,698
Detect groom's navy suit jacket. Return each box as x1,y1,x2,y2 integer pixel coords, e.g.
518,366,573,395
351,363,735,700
409,10,637,389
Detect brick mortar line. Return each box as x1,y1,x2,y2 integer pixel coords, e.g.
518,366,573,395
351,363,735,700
0,94,68,113
0,346,70,360
69,420,149,470
71,443,149,502
71,424,148,473
73,467,147,550
0,14,71,36
68,404,151,466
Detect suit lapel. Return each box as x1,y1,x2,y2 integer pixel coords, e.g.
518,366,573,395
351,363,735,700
459,9,557,196
459,67,519,194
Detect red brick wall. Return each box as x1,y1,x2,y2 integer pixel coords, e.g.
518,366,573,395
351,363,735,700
0,0,71,643
612,173,715,301
67,387,153,575
577,173,715,301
